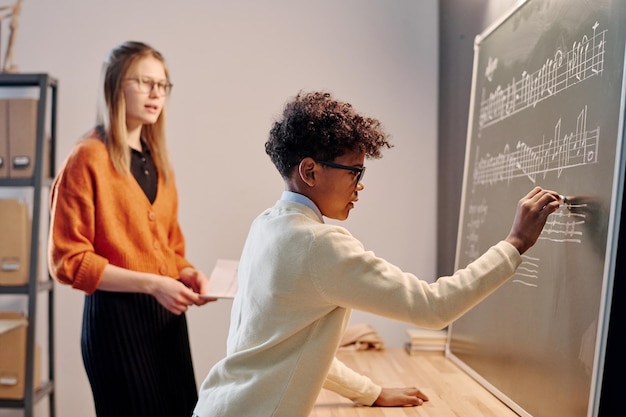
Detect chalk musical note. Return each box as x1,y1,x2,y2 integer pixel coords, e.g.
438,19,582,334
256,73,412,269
478,23,606,131
472,106,599,189
464,199,489,260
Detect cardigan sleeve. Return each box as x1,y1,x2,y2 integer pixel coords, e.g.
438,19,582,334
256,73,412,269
48,143,109,294
322,357,381,405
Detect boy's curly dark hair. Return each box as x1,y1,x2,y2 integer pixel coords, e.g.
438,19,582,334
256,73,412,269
265,91,393,178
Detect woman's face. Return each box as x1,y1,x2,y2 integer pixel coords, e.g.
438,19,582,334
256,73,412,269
123,56,168,130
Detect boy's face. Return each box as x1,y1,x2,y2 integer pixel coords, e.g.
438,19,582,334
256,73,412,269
313,150,365,221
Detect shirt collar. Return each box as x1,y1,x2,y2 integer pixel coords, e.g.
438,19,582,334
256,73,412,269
130,139,150,156
281,191,323,222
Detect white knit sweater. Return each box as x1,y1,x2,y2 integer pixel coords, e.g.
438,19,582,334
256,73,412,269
194,200,521,417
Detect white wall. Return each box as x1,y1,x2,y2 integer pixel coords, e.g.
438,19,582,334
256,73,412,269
0,0,438,415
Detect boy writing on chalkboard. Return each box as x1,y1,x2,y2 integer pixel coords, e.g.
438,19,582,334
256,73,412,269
193,91,561,417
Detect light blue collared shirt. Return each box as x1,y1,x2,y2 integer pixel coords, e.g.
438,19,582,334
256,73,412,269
280,191,323,222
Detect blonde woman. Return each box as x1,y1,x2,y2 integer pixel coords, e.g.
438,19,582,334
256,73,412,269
49,41,212,417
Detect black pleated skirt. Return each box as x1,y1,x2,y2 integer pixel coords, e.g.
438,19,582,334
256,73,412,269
81,291,198,417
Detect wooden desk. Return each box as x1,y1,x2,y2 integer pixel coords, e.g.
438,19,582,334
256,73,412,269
311,348,518,417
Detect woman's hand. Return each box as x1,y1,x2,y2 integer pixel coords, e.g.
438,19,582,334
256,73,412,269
97,264,215,314
179,267,217,305
151,276,201,314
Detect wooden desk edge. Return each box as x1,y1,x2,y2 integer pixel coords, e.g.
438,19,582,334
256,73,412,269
311,347,519,417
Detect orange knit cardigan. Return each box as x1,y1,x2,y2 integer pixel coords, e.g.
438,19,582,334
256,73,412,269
48,132,193,294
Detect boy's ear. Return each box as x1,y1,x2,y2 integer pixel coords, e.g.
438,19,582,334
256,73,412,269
298,157,317,187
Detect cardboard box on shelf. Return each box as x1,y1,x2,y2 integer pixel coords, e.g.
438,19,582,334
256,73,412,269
0,312,41,400
0,199,31,286
0,99,8,178
8,98,38,178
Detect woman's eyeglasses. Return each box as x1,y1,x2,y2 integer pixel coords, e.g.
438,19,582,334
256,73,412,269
126,77,173,96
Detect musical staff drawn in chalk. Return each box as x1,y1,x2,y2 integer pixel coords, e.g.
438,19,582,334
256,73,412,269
504,200,588,288
539,200,587,243
512,254,540,287
473,106,599,189
478,22,606,130
464,200,588,288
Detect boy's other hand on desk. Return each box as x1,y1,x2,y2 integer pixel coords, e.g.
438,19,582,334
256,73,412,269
374,387,429,407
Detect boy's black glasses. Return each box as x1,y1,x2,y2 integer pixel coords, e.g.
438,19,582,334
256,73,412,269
317,160,366,184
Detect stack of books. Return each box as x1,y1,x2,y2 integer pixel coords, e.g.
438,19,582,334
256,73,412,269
404,327,448,355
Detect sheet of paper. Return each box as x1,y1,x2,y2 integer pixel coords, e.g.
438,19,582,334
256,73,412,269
201,259,239,299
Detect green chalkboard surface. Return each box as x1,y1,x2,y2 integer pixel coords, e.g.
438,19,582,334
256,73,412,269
447,1,626,416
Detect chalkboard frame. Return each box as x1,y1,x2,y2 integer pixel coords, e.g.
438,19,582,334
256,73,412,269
446,1,626,416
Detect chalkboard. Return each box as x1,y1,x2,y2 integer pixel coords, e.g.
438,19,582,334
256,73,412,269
447,1,626,417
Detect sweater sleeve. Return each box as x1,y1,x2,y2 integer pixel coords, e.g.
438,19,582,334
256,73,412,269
322,357,381,405
309,227,522,330
48,143,109,294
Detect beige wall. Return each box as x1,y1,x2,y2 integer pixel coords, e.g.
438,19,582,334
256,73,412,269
0,1,438,415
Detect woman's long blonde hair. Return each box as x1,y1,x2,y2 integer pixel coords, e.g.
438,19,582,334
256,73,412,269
95,41,172,182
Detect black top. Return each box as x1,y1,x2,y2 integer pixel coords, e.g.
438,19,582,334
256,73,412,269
93,125,159,204
130,143,158,204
